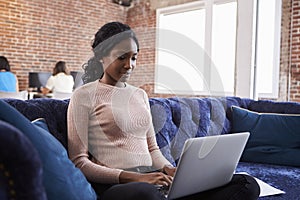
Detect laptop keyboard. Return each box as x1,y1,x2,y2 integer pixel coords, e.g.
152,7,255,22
156,185,170,197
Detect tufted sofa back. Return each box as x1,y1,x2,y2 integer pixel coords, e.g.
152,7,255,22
4,96,300,165
4,98,69,148
149,97,252,164
3,97,253,165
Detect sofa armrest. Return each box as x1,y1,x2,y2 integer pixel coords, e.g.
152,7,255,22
0,120,46,200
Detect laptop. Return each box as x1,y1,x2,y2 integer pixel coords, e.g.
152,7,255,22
159,132,250,199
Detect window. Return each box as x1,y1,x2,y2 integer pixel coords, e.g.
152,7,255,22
211,1,237,94
254,0,282,98
155,2,208,95
156,0,237,96
155,0,282,98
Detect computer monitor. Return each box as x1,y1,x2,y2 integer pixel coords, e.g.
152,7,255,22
28,72,52,89
29,71,84,92
70,71,84,89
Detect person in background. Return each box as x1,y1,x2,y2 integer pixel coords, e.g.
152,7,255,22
41,61,74,95
67,22,260,200
0,56,19,92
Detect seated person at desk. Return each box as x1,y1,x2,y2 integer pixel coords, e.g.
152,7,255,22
41,61,74,95
0,56,19,92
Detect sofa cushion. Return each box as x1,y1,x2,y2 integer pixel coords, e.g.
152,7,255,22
149,97,253,165
0,100,97,200
237,161,300,199
32,118,49,130
0,120,46,200
3,98,69,148
231,106,300,167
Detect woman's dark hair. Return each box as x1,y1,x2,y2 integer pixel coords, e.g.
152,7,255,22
0,56,11,71
53,61,69,76
82,22,139,84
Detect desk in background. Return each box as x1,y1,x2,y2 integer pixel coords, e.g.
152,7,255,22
28,91,53,99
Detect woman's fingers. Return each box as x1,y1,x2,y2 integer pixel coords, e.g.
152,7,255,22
136,172,174,186
152,172,173,186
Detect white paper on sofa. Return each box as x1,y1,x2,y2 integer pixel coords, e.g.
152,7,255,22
236,172,285,197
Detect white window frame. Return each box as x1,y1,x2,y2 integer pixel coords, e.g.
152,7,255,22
155,1,209,96
155,0,255,97
253,0,282,99
155,0,281,99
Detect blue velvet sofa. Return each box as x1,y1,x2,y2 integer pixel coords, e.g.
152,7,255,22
0,96,299,199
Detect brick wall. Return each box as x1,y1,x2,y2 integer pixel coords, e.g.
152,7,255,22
1,0,299,102
0,0,127,91
290,0,300,101
126,0,157,95
279,0,291,101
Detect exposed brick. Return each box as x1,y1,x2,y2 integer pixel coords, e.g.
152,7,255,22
0,0,126,91
1,0,300,102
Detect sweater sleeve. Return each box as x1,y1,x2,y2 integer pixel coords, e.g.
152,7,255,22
67,85,123,184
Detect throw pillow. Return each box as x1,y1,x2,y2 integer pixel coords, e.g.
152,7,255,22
0,120,46,199
31,118,49,130
231,106,300,167
0,100,97,200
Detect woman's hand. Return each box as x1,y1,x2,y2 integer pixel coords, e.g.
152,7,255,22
162,165,176,177
40,87,50,95
119,171,173,186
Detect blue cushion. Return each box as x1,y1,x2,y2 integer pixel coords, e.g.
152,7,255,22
231,106,300,167
0,100,96,200
32,118,49,130
0,120,46,199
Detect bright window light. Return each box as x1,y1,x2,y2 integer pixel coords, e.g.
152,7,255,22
211,2,237,93
255,0,281,98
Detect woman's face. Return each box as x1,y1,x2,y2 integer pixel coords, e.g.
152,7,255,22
101,38,138,86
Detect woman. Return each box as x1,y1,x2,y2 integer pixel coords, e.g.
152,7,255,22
41,61,74,95
67,22,260,200
0,56,19,92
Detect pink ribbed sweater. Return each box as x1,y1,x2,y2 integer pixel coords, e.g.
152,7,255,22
67,81,171,184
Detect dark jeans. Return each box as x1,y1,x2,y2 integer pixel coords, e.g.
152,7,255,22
91,174,260,200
